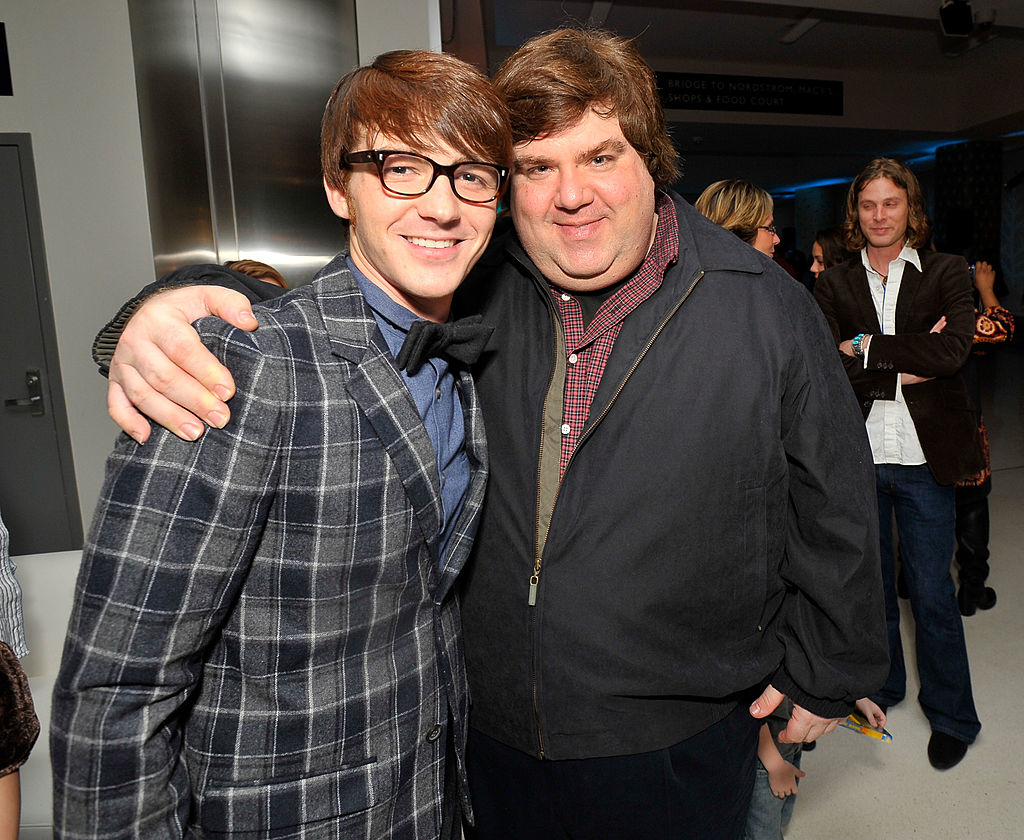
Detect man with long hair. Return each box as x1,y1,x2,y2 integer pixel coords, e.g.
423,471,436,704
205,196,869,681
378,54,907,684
814,157,983,771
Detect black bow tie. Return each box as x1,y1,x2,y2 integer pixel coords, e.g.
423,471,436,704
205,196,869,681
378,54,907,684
395,315,494,375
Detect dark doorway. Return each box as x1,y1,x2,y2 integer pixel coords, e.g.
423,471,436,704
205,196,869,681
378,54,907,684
0,134,83,555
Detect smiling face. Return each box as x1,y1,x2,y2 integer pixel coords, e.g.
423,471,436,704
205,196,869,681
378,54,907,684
509,108,657,292
325,132,499,322
857,176,909,254
752,217,779,258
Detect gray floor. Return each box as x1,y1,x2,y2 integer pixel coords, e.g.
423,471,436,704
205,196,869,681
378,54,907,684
788,345,1024,839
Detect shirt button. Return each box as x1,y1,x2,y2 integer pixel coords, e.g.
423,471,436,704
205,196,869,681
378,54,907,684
561,293,571,301
568,353,578,365
426,724,444,742
560,423,571,435
440,473,446,488
435,387,442,400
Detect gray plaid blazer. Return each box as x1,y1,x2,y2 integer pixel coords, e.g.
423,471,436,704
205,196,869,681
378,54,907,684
51,257,488,839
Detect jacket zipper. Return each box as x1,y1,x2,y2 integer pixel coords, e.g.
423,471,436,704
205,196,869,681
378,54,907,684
527,266,705,758
529,298,562,757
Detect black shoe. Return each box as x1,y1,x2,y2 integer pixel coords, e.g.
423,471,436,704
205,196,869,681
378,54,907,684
976,586,997,610
958,584,997,616
928,731,969,770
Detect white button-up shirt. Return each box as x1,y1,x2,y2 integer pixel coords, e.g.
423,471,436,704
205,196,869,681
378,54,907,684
861,245,927,466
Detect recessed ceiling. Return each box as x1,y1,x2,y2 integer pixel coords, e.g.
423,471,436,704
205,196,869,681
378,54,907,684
450,0,1024,193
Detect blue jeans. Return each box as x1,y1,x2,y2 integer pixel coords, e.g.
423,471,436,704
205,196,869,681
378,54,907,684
743,743,801,840
872,464,981,743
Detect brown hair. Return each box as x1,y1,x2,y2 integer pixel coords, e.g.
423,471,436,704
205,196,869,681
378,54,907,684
694,179,773,246
493,28,680,189
321,50,513,192
813,226,852,269
844,157,931,250
225,259,289,289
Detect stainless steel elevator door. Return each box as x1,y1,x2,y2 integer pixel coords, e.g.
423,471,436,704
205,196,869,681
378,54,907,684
128,0,358,287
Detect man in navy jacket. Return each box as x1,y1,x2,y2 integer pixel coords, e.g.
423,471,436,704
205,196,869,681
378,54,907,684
90,29,886,840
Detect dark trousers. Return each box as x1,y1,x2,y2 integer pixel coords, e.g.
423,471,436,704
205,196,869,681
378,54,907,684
955,478,991,589
872,464,981,743
465,702,760,840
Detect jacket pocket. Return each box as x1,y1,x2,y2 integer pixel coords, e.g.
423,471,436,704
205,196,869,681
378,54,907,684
197,756,385,833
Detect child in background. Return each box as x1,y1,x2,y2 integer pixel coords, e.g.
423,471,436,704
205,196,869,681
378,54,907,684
223,258,289,289
744,697,886,839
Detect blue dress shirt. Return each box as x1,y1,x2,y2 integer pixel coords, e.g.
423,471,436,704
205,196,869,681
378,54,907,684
348,258,471,566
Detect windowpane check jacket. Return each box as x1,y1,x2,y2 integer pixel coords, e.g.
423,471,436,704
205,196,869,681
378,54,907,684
52,255,487,839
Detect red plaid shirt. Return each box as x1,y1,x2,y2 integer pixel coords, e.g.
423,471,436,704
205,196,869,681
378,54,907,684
549,192,679,473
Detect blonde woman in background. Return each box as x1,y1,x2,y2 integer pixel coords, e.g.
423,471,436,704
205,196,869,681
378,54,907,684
696,178,780,257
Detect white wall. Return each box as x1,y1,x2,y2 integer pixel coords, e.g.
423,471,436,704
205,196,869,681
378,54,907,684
355,0,440,62
0,0,156,830
0,0,156,523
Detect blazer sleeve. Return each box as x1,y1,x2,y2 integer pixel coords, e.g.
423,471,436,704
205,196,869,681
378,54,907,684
52,320,284,839
813,265,901,404
766,282,889,717
862,255,976,378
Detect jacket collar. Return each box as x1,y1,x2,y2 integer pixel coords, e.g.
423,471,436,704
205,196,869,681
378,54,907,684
669,189,769,280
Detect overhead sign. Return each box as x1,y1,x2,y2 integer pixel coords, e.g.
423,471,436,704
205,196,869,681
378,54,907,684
656,71,842,116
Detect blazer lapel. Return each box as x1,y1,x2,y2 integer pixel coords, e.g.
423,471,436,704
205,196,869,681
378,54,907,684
895,257,924,333
844,261,883,334
315,262,444,557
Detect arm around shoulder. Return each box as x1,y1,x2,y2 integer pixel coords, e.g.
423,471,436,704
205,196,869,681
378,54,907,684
92,265,281,375
97,266,283,443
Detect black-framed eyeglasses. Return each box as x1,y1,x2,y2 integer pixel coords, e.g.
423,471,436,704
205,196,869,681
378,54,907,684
758,224,778,236
342,149,508,205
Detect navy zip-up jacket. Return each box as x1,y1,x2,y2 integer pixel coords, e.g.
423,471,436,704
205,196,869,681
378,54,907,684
456,192,889,760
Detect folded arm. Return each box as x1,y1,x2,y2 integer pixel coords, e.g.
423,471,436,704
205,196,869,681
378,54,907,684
858,257,977,380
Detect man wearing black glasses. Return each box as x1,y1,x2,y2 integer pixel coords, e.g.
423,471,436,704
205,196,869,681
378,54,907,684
77,30,888,840
52,50,511,840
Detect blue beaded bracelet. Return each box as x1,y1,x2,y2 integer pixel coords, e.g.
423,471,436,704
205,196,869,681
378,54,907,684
852,333,866,358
